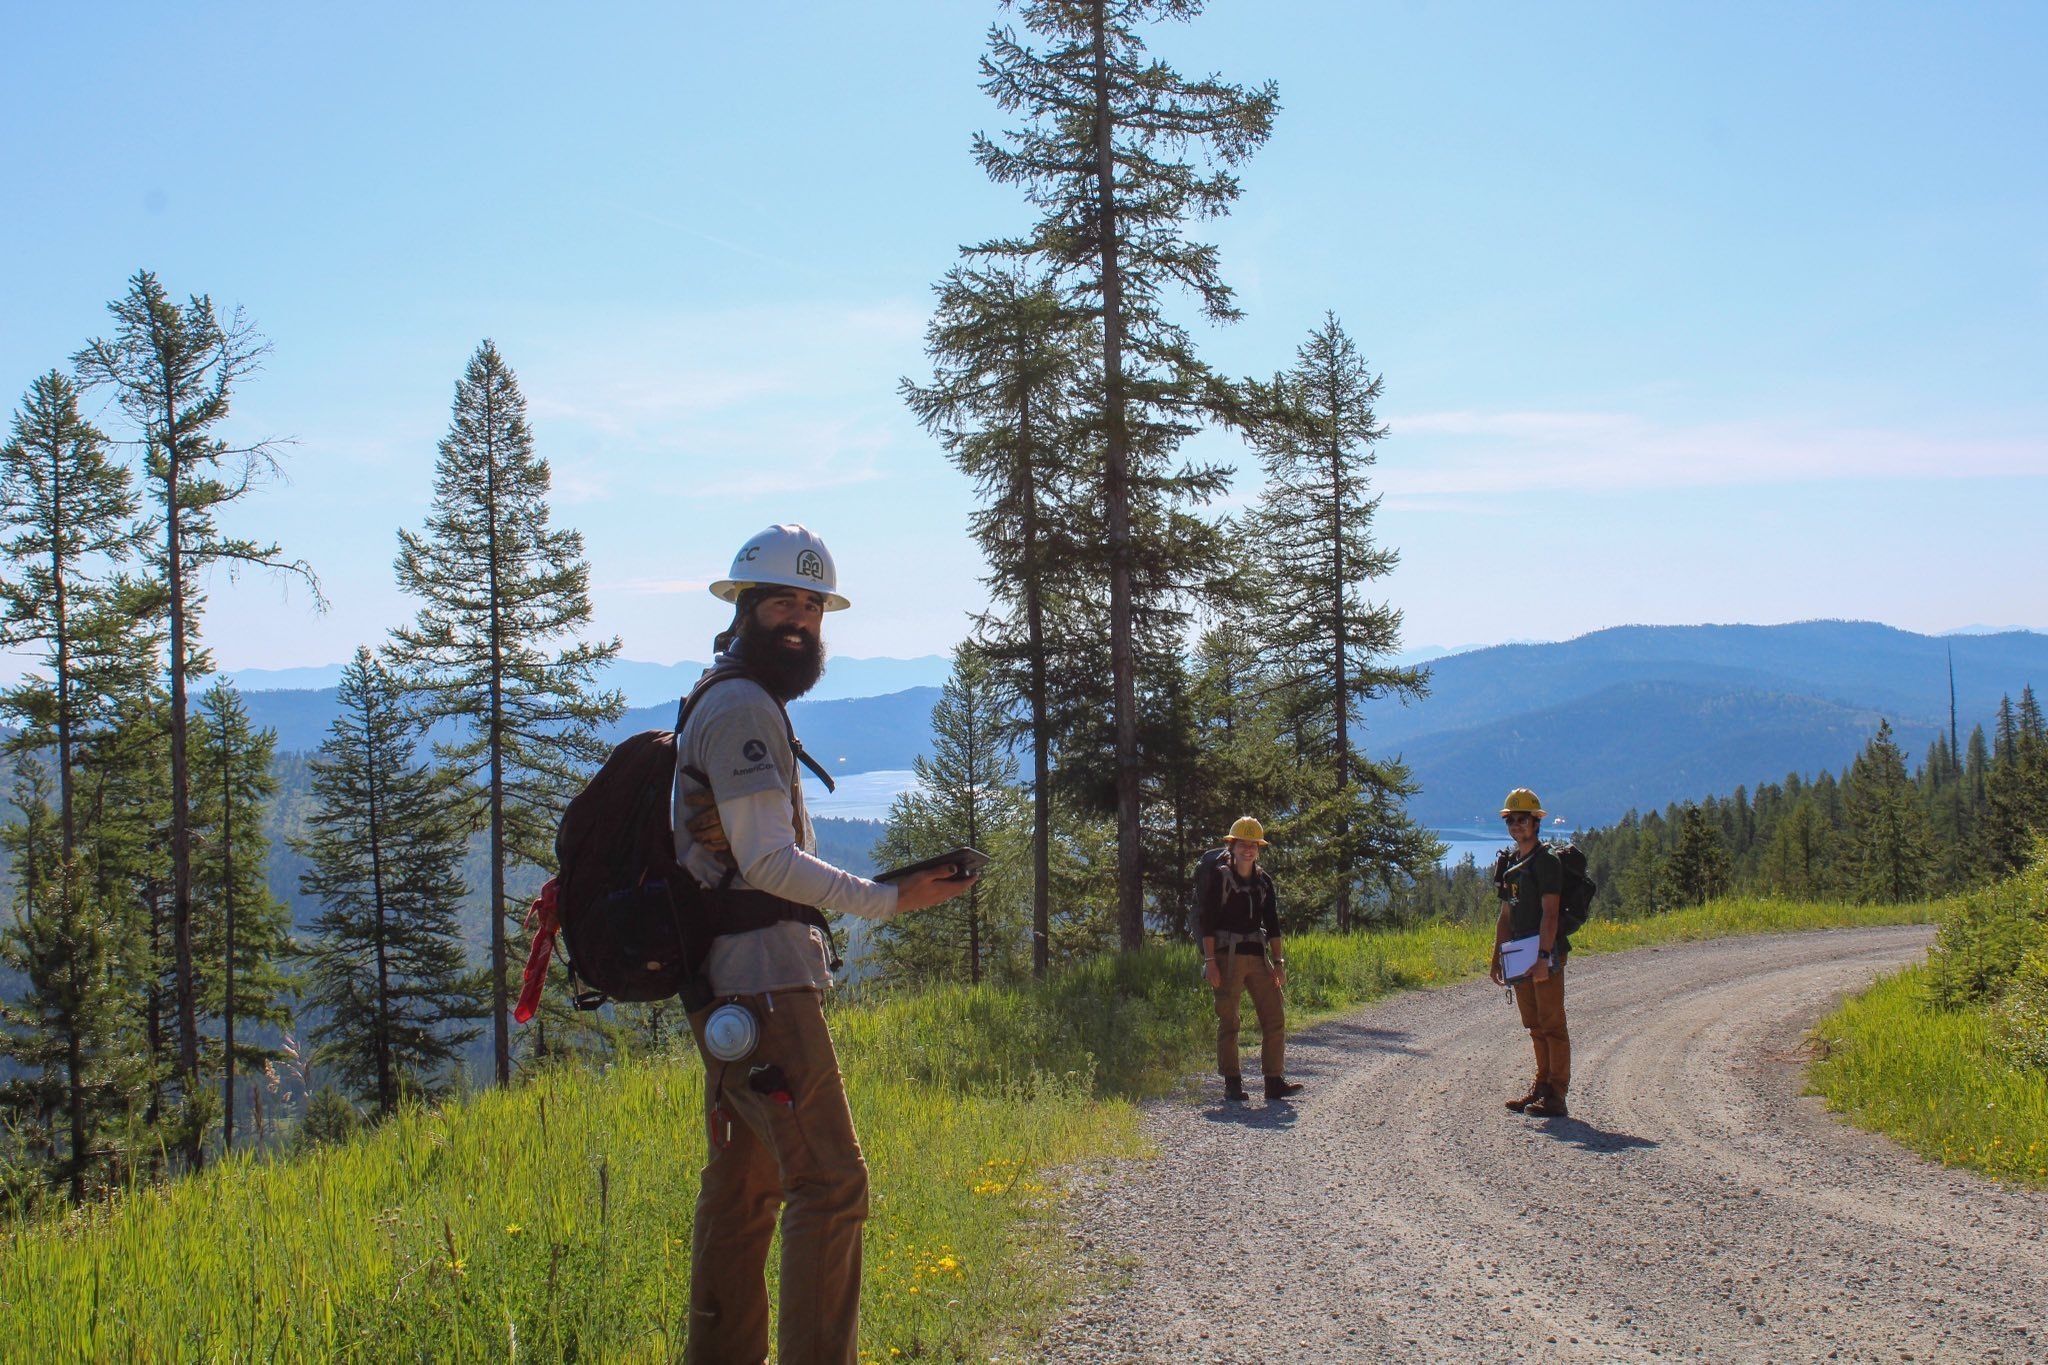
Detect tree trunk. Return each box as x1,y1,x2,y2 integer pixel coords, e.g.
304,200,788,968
1089,2,1143,952
967,701,982,986
221,728,237,1151
1017,398,1053,981
365,690,395,1117
484,382,510,1086
161,372,202,1171
1329,377,1352,933
51,446,87,1199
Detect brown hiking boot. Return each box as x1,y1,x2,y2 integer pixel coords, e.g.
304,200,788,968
1223,1075,1249,1103
1264,1076,1303,1101
1523,1085,1569,1118
1504,1083,1544,1113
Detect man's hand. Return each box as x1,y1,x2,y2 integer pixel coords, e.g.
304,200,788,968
1530,955,1552,984
1271,962,1287,989
681,789,732,859
892,864,974,914
1204,959,1222,989
1488,948,1506,987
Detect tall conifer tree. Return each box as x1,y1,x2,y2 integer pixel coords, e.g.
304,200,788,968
190,682,293,1151
1666,803,1731,907
903,265,1099,977
296,650,483,1115
1841,720,1932,902
391,341,622,1084
975,0,1277,948
0,371,148,1197
873,645,1031,985
1244,315,1437,927
73,271,317,1169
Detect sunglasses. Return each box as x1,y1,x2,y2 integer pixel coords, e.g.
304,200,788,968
1504,814,1538,826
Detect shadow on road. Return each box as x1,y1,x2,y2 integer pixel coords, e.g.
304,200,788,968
1199,1100,1301,1130
1302,1020,1427,1057
1533,1115,1659,1153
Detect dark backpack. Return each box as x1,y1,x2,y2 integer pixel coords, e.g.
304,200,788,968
517,667,836,1017
1553,842,1598,936
1490,841,1599,938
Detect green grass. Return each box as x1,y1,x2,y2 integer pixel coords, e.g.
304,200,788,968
1809,966,2048,1186
0,892,1941,1361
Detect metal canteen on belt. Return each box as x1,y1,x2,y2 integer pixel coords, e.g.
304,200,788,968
703,1001,761,1062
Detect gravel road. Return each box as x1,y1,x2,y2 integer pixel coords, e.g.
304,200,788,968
1033,926,2048,1363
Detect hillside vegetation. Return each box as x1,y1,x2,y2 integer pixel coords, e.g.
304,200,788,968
0,895,1938,1361
1811,853,2048,1184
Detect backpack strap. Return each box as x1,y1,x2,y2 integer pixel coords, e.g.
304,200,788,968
672,663,844,972
675,664,836,792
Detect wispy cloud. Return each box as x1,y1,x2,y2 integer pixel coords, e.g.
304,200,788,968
1382,408,2045,495
518,301,927,495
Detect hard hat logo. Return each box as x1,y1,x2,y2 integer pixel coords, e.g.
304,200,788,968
708,524,852,611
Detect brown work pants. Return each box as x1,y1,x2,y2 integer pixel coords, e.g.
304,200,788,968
686,989,867,1365
1512,964,1571,1096
1214,950,1287,1080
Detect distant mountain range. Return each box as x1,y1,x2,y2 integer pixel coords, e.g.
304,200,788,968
235,621,2048,833
218,654,950,707
1369,621,2046,825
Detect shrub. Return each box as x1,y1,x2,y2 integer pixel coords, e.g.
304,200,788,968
1928,850,2047,1010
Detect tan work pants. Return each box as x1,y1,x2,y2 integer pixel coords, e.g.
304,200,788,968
1512,964,1571,1095
1214,950,1287,1079
687,989,867,1365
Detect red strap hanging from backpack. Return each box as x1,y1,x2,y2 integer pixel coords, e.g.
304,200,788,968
514,878,561,1023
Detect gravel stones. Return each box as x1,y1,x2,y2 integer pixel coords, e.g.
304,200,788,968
1030,926,2048,1362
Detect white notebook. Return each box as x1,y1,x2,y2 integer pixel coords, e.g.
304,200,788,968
1500,934,1544,982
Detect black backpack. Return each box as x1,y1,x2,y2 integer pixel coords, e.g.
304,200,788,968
1491,841,1599,937
1553,842,1598,936
518,667,836,1016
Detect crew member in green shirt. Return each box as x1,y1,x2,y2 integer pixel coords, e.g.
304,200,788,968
1488,787,1571,1117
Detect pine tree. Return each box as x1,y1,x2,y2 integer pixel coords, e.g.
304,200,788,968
295,650,483,1116
1841,720,1932,902
1665,804,1730,907
975,0,1278,948
390,341,622,1084
0,371,142,855
1980,690,2048,877
71,612,173,1180
872,646,1032,986
0,758,150,1204
903,264,1099,978
1759,795,1833,899
73,271,318,1169
1242,315,1436,928
1150,628,1292,931
190,682,293,1152
0,371,150,1199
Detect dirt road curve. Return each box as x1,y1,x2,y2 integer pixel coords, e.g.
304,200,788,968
1034,926,2048,1363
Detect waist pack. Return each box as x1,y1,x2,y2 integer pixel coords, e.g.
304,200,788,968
515,667,835,1018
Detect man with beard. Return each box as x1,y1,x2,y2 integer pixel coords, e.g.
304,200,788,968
675,524,970,1365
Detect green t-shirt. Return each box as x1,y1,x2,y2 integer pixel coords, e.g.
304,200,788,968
1497,843,1567,949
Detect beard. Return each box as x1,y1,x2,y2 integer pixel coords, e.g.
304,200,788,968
736,613,827,701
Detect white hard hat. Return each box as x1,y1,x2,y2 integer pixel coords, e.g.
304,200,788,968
709,524,850,611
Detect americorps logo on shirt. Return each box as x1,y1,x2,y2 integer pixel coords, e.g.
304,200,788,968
742,739,768,762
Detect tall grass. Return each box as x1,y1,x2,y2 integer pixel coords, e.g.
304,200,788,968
1809,967,2048,1185
0,893,1938,1360
1809,857,2048,1187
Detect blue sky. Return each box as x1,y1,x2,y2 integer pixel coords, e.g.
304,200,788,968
2,1,2042,677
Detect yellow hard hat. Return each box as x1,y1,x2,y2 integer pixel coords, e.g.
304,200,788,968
1499,788,1546,818
1226,816,1269,845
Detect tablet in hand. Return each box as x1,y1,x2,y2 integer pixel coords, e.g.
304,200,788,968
873,846,990,884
